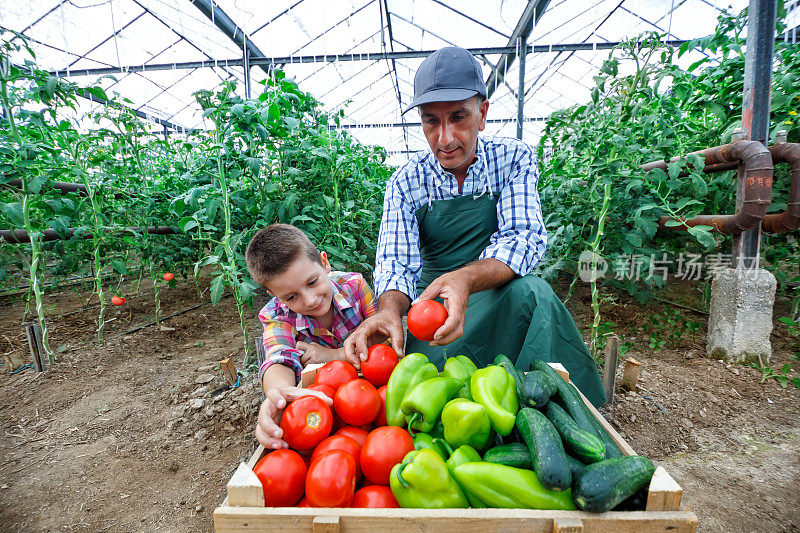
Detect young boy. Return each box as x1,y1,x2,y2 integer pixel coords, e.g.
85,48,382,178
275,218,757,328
245,223,376,449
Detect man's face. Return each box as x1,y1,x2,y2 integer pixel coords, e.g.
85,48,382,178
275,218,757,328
419,96,489,179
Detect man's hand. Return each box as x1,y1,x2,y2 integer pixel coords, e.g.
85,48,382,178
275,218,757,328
344,309,405,366
413,270,472,346
255,387,333,449
296,341,343,366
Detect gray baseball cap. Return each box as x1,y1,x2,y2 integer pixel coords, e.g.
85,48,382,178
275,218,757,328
403,46,487,114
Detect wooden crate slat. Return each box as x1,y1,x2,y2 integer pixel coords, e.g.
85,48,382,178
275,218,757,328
213,507,697,533
646,466,684,512
226,463,265,508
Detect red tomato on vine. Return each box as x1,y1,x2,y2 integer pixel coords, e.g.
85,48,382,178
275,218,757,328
163,272,174,281
111,296,125,306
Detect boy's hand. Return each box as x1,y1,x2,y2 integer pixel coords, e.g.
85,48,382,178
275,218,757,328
296,341,343,366
255,387,333,449
343,308,404,366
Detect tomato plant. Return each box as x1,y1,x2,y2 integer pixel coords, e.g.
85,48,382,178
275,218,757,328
314,360,358,391
305,450,356,507
334,379,380,426
352,485,399,508
361,345,399,387
280,396,333,450
360,426,414,486
253,449,307,507
311,434,362,480
407,300,448,341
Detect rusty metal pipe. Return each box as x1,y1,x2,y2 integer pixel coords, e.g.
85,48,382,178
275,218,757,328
0,226,178,244
644,140,773,235
762,142,800,234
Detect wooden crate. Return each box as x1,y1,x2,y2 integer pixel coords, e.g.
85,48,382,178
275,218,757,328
214,363,698,532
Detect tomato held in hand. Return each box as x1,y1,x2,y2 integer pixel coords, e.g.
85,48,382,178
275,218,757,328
374,386,387,426
305,450,357,507
360,426,415,486
111,296,125,306
361,345,399,387
163,272,174,281
407,300,448,341
314,360,358,391
352,485,400,508
334,379,380,426
253,449,307,507
280,396,333,450
306,383,336,400
311,435,362,480
335,426,369,447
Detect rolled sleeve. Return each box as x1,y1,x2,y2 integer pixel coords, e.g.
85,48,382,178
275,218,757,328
373,172,423,300
479,144,547,276
258,320,304,384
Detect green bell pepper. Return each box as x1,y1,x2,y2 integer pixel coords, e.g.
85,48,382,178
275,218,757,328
385,353,431,427
401,376,462,433
453,462,576,510
441,355,478,399
413,432,447,458
389,449,469,508
470,365,519,436
440,398,494,451
434,440,487,508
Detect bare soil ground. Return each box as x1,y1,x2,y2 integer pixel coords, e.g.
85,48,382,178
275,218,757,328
0,275,798,532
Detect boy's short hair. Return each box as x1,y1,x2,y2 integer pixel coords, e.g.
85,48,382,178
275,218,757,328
246,224,321,286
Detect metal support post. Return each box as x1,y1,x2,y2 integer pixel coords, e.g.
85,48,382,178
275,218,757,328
243,49,252,99
516,37,526,140
24,322,47,372
734,0,777,270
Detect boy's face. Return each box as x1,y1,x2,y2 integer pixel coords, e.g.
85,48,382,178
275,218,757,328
266,252,334,319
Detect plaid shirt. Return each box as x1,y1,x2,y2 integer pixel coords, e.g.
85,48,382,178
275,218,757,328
258,271,376,383
374,135,547,300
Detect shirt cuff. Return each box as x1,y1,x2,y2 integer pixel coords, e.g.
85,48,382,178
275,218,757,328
480,241,537,277
258,349,304,384
375,274,418,301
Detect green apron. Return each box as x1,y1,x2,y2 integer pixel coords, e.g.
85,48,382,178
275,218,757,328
405,193,606,407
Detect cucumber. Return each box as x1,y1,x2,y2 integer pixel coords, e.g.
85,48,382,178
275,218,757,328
483,443,531,469
529,360,622,459
613,486,648,511
515,408,571,491
566,454,587,479
493,354,523,401
572,456,656,513
545,402,606,464
520,370,556,408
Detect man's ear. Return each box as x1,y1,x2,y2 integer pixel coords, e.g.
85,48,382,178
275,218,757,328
477,98,489,131
320,251,332,273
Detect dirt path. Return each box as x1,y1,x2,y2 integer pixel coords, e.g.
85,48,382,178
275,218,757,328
0,276,798,532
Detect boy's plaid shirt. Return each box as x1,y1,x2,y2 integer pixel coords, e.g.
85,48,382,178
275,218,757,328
258,271,376,383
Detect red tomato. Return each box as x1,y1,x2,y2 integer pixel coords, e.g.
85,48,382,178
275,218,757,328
311,435,362,480
334,379,380,426
360,426,415,486
111,296,125,306
335,426,369,447
314,360,358,391
407,300,448,341
306,383,336,400
163,272,174,281
280,396,333,450
361,345,399,387
297,497,310,507
305,450,356,507
374,386,388,426
352,485,400,508
252,449,307,507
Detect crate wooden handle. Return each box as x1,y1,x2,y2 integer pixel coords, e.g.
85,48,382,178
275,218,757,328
312,515,340,533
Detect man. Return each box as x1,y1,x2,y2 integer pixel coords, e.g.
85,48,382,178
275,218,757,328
344,46,606,407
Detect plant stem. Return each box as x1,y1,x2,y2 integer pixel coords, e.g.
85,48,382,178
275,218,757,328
589,181,613,361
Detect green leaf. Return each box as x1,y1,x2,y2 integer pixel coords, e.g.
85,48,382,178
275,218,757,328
664,219,683,227
667,160,683,181
2,202,25,226
210,274,225,305
111,259,128,275
687,225,716,250
676,198,702,210
781,363,791,375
